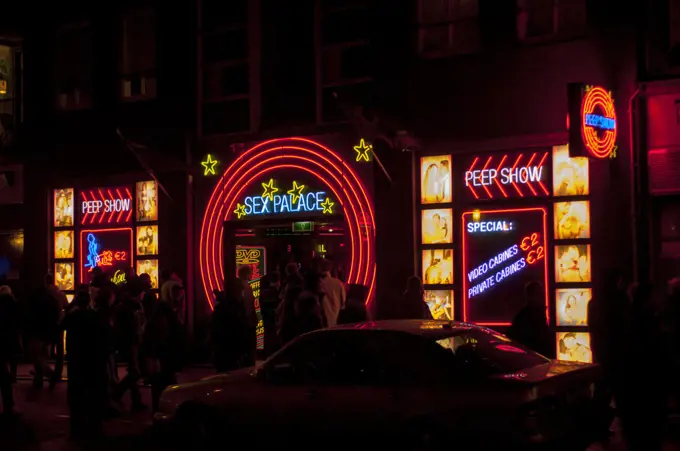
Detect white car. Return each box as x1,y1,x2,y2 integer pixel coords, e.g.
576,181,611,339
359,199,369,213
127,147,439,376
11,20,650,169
155,320,606,450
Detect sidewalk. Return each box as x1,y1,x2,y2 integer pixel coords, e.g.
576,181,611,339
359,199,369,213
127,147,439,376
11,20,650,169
14,363,215,384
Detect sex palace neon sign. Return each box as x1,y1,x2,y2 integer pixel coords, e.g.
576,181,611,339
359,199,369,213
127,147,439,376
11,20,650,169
463,151,550,200
568,83,617,159
233,179,335,219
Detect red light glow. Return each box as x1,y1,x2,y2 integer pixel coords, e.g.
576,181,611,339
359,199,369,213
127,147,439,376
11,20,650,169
581,86,617,159
200,137,376,309
79,228,134,284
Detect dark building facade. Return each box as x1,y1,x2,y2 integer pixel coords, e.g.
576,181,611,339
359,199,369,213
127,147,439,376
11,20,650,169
0,0,675,359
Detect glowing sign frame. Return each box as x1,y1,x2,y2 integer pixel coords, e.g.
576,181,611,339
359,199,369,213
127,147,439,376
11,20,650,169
80,188,133,226
581,86,617,159
200,137,376,309
79,228,134,284
461,207,549,327
464,151,550,200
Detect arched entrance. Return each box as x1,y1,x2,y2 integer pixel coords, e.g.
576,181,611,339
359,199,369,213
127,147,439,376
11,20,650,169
199,137,376,309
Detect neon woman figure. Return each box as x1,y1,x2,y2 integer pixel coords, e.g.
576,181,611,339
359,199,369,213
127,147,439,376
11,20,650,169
84,233,100,268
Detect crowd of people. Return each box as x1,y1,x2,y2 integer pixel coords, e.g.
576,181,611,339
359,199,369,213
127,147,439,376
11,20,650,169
0,267,187,441
210,257,369,372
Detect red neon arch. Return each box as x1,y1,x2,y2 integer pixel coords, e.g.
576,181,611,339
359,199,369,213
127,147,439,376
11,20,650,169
200,137,376,309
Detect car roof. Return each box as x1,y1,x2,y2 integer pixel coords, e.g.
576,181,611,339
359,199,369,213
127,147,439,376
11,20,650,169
328,319,487,340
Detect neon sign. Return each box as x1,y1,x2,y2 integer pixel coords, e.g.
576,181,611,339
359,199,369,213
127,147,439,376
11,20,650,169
236,246,266,350
233,180,334,219
353,139,372,162
112,270,126,285
79,228,133,283
568,84,617,159
463,151,550,199
80,187,133,225
466,220,513,233
461,208,549,326
201,154,219,176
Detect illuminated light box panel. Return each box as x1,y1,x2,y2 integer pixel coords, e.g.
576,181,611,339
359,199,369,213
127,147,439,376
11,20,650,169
79,228,134,284
555,288,591,327
552,145,590,197
136,225,159,256
420,155,453,205
553,201,591,240
462,150,551,201
461,208,549,326
425,290,454,321
53,188,75,228
554,244,592,284
422,249,454,285
556,331,592,363
421,209,453,245
136,259,159,289
54,230,75,260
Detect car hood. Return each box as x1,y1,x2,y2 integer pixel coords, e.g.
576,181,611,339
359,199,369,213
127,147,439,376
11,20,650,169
492,360,600,384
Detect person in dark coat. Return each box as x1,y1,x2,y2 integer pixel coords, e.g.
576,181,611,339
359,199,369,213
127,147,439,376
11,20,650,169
337,284,370,325
211,278,246,372
61,290,109,440
0,285,20,417
507,281,552,357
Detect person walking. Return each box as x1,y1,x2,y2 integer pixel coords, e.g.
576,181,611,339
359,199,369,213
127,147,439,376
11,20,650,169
0,285,20,418
238,266,257,366
319,260,345,327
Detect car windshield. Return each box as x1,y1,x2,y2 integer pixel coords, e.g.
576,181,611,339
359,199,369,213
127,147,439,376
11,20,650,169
432,329,550,374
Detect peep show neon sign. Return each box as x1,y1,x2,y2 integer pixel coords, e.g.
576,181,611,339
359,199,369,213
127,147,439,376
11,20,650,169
233,179,335,219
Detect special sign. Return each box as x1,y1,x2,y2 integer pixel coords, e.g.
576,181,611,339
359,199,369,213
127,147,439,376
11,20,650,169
461,208,549,325
463,151,551,200
80,187,134,225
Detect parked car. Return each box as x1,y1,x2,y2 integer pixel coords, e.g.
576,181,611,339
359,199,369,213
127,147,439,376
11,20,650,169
156,320,605,450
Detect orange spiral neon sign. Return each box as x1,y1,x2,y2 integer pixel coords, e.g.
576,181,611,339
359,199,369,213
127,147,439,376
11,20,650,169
580,86,617,159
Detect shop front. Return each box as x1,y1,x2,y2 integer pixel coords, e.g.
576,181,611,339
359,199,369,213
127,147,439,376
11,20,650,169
51,180,161,297
198,136,376,350
416,84,625,364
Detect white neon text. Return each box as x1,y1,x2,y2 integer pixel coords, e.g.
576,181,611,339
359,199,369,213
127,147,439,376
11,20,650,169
467,244,519,283
465,167,543,187
467,257,527,299
243,192,326,216
81,199,131,215
466,221,513,233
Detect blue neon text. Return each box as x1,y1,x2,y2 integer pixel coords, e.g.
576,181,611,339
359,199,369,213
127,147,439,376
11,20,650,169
466,221,513,233
468,256,527,299
585,114,615,130
467,244,519,283
243,192,326,216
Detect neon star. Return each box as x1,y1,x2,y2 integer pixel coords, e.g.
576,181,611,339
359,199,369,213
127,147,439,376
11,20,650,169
201,154,219,176
233,203,247,219
287,181,305,204
261,179,279,201
353,139,372,162
321,198,334,214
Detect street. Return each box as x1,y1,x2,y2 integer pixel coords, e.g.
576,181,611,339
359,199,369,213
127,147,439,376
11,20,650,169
2,364,680,451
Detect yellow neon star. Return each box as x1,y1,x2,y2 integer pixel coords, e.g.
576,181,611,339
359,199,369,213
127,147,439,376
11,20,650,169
353,139,372,162
320,198,334,214
261,179,279,201
201,154,219,176
287,181,305,204
233,203,247,219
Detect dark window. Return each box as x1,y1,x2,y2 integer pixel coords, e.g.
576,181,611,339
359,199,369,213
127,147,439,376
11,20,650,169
55,24,93,110
201,0,248,31
260,0,316,128
202,99,250,134
203,64,249,100
120,9,157,101
202,29,248,64
418,0,480,57
322,9,372,45
321,81,374,123
0,45,20,122
516,0,587,41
